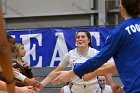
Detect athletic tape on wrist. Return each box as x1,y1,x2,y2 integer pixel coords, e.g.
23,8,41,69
14,72,26,81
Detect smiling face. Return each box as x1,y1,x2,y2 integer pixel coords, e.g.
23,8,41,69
98,75,106,89
76,32,90,48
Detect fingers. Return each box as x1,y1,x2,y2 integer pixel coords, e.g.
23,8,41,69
32,80,41,87
113,87,124,93
33,87,41,93
51,74,63,86
51,71,73,85
83,77,88,81
51,76,60,85
82,76,87,81
24,86,37,93
26,78,39,87
35,82,42,88
82,74,89,81
48,71,62,79
82,74,92,81
26,86,34,89
117,87,124,93
27,89,36,93
13,70,19,76
12,63,16,66
33,83,44,92
34,77,40,80
55,71,62,75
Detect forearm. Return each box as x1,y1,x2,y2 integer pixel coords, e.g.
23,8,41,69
100,63,117,74
0,3,14,93
0,52,14,83
93,66,115,77
0,80,14,92
41,76,52,87
74,57,106,79
0,66,2,72
14,72,26,82
74,61,116,81
24,77,32,85
41,70,60,86
0,80,7,91
23,77,39,87
41,66,64,86
105,74,114,85
0,29,14,83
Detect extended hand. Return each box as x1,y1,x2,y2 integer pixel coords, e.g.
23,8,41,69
33,83,44,93
83,72,94,81
111,83,124,93
24,77,41,87
15,86,37,93
51,70,75,85
83,69,100,81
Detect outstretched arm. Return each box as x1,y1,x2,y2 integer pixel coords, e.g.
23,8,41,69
83,61,116,81
92,61,116,76
52,20,125,85
34,66,65,92
51,70,76,85
41,66,65,86
51,61,116,85
106,74,124,93
0,2,14,93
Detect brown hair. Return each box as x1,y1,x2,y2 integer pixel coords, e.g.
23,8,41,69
7,34,15,44
121,0,140,17
76,30,92,47
13,43,24,59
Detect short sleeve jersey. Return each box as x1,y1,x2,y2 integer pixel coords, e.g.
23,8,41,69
73,17,140,93
59,47,99,85
102,85,112,93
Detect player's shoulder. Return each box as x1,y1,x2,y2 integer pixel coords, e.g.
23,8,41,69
68,48,77,54
88,47,99,56
105,84,112,90
113,17,140,33
89,47,99,52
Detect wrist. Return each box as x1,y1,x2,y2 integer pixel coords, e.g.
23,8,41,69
96,68,102,75
14,72,26,82
15,86,21,93
110,81,116,86
40,83,45,89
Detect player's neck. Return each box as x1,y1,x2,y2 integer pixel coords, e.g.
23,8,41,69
77,46,89,55
17,57,23,65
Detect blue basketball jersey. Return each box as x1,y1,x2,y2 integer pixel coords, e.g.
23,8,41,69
74,17,140,93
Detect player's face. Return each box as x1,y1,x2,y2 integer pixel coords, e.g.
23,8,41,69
18,45,26,57
76,32,90,48
98,76,106,89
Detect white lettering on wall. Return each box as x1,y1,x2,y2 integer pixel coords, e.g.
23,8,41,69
50,32,68,67
20,33,42,67
90,32,100,46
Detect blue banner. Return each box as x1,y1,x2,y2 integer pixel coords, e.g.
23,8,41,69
8,27,114,67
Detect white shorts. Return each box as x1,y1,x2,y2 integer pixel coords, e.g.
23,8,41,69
64,85,71,93
63,83,101,93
